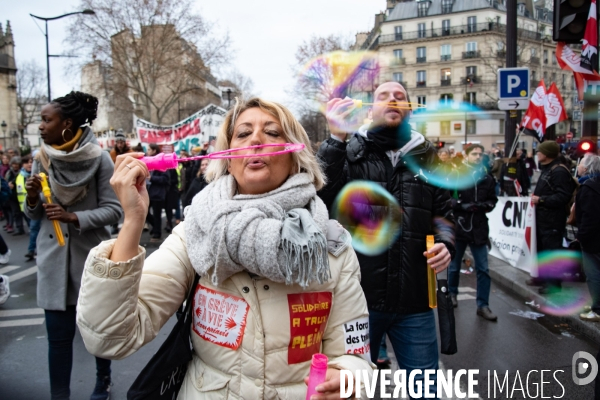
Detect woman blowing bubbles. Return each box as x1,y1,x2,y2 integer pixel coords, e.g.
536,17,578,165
76,98,374,399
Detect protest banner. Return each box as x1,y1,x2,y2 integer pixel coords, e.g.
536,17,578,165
488,196,538,276
134,104,227,153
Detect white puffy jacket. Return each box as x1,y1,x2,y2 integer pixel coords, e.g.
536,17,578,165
77,221,374,399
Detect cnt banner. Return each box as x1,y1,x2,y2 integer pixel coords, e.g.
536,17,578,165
133,104,227,153
488,196,538,277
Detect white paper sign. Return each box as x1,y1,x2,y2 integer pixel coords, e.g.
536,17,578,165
343,316,371,361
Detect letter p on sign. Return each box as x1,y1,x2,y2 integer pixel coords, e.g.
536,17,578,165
508,76,521,93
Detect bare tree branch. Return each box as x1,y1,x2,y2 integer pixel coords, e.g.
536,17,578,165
16,60,46,142
66,0,232,124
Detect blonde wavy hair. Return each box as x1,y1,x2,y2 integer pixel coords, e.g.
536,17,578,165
204,97,326,190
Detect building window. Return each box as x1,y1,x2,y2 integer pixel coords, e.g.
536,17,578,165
543,50,548,64
440,93,453,104
543,71,548,80
418,23,426,38
552,51,556,65
393,72,403,83
441,121,451,136
497,41,505,51
466,66,477,76
417,71,426,87
395,26,403,40
467,16,477,32
532,70,536,80
417,95,426,106
394,49,403,59
551,72,556,83
441,68,451,85
442,19,450,35
466,120,476,134
465,92,477,104
531,48,537,57
442,0,453,14
416,122,427,134
499,119,505,134
418,1,430,17
562,74,565,87
417,47,426,63
441,44,451,61
466,42,477,52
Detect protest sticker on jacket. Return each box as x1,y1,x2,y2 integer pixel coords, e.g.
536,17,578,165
193,285,249,350
343,316,371,361
287,292,332,364
489,197,537,275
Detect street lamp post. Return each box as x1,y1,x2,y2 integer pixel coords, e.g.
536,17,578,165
30,9,95,101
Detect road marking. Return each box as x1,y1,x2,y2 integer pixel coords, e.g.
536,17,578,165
457,294,476,301
0,265,20,275
0,318,45,328
0,308,44,318
458,286,476,293
7,266,38,283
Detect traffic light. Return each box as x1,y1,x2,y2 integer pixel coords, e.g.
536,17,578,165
553,0,591,43
576,138,597,157
437,141,446,148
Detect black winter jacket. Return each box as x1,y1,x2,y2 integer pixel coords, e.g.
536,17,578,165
317,134,455,314
183,175,208,208
451,164,498,245
576,176,600,253
533,159,576,233
147,170,170,202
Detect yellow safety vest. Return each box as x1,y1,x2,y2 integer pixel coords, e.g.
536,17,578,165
16,173,27,211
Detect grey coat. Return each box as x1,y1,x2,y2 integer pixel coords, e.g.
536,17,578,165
25,151,122,310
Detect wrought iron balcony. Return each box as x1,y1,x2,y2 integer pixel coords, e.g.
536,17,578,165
441,55,451,61
416,81,427,88
391,57,406,66
461,76,482,85
530,56,540,64
417,56,427,63
440,79,451,86
462,50,481,59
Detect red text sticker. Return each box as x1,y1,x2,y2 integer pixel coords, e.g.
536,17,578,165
287,292,333,364
193,285,249,350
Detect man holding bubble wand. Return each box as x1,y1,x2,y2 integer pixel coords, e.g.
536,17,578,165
317,81,455,396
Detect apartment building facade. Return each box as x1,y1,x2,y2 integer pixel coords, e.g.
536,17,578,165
355,0,576,151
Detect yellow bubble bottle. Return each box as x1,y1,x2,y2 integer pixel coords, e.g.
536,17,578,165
426,235,437,308
39,173,65,247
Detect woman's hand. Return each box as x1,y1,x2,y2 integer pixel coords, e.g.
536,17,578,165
43,203,78,224
110,153,150,223
325,97,359,140
304,368,353,400
25,174,42,201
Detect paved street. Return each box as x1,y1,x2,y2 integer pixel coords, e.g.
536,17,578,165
0,225,172,400
0,225,598,399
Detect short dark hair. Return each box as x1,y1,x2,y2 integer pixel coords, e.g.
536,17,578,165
21,155,32,164
465,144,484,155
148,143,160,153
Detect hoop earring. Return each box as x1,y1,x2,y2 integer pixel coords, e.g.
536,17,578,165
62,128,72,143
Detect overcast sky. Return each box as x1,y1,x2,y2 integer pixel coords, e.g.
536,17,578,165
4,0,383,112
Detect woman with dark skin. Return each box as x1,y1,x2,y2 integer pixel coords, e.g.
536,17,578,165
24,91,121,400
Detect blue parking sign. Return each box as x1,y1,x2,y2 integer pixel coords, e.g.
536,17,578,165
498,68,530,100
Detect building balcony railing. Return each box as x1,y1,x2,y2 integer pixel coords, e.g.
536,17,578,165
440,79,451,86
497,50,506,58
462,50,481,59
530,56,540,64
416,81,427,88
461,75,482,85
391,57,406,66
416,56,427,63
477,101,498,110
531,79,540,87
440,54,451,61
373,22,564,48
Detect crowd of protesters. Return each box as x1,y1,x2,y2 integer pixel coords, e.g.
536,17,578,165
1,84,600,400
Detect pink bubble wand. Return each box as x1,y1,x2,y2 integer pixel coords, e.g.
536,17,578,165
140,143,306,171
